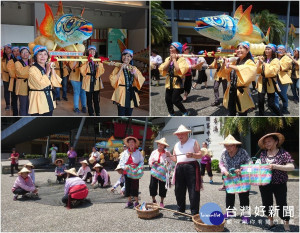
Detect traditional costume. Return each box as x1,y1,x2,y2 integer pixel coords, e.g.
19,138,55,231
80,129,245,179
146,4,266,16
290,48,299,102
12,167,37,200
112,164,125,193
1,44,12,110
77,160,92,182
55,159,67,183
91,163,110,187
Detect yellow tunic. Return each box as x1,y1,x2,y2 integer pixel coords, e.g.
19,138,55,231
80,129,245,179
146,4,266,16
218,59,256,113
15,61,30,96
209,58,227,80
28,66,62,114
256,58,280,94
69,61,82,82
7,59,17,92
80,62,104,92
110,66,145,108
292,59,299,79
1,58,10,82
159,57,189,89
54,61,69,77
278,55,293,84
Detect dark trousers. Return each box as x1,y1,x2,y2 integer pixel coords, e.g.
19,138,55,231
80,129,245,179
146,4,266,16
86,91,100,116
165,88,187,114
149,175,167,198
13,188,28,195
184,75,192,94
56,76,68,99
3,81,11,106
68,158,76,168
11,163,19,175
200,163,213,177
258,92,280,116
226,191,249,210
291,78,299,101
259,182,290,221
175,163,200,215
124,175,139,197
11,91,18,116
214,78,227,103
31,111,53,116
56,173,67,182
19,95,29,116
228,101,248,116
151,68,160,80
79,172,92,182
117,105,133,116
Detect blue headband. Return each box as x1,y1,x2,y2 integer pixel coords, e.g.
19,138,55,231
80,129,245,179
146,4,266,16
88,45,97,51
33,45,48,56
217,47,222,51
198,50,204,55
4,44,11,48
20,46,30,53
294,47,299,52
238,41,250,50
266,44,276,52
122,49,133,57
277,45,286,50
11,46,19,51
171,42,183,53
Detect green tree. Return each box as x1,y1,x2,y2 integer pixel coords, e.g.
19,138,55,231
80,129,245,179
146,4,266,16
151,1,171,45
220,117,296,136
252,10,285,45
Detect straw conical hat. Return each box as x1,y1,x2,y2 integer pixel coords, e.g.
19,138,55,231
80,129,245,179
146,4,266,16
89,157,96,164
80,160,89,165
220,134,242,145
55,159,64,165
123,136,140,147
258,133,285,149
93,163,103,169
155,137,169,147
115,164,123,171
24,162,34,168
173,125,192,135
65,168,78,176
18,167,31,175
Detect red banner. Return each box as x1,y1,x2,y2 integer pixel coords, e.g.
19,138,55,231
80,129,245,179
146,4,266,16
113,123,153,140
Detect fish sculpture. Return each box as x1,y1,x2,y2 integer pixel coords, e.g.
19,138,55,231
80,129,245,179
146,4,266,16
194,5,270,48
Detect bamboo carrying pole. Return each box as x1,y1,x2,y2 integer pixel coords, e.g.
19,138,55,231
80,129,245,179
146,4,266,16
148,204,193,217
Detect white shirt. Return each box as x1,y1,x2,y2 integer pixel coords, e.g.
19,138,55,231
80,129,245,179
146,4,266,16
197,57,208,69
174,138,197,163
50,146,58,156
91,151,100,162
150,55,163,69
77,166,91,180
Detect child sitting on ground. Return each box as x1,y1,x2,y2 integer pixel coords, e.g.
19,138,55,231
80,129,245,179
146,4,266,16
12,167,38,201
110,164,125,195
91,163,111,188
77,160,92,182
55,159,67,184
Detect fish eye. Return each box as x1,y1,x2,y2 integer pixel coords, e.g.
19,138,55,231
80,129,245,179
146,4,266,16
213,17,223,25
67,19,74,28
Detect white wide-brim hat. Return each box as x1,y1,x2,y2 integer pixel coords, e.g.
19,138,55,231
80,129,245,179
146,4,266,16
155,137,169,147
220,134,242,145
173,125,192,135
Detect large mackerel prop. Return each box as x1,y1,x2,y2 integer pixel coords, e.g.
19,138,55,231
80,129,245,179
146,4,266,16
194,5,270,49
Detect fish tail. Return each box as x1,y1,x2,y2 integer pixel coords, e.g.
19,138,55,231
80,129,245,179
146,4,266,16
40,3,54,38
35,18,40,37
265,27,271,44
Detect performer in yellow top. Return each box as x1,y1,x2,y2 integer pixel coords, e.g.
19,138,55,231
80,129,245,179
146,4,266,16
7,46,20,116
80,45,104,116
28,45,62,116
69,60,87,113
209,47,228,106
218,41,256,116
276,45,293,114
288,47,299,103
109,49,145,116
256,44,281,116
15,47,32,116
1,44,12,111
159,42,189,116
54,60,69,101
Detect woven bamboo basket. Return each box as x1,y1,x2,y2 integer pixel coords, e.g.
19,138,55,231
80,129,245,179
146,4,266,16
135,203,160,219
192,214,225,232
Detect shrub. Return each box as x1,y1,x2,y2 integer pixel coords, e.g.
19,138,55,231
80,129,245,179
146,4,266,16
25,154,43,159
49,153,68,159
211,159,220,172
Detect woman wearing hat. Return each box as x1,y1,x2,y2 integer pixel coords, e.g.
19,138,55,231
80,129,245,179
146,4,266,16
80,45,104,116
91,163,110,188
159,42,189,116
287,47,299,103
28,45,62,116
55,159,67,183
192,51,208,90
169,125,202,217
69,60,87,113
7,46,20,116
256,44,281,116
119,136,144,208
219,134,252,223
219,41,257,116
12,167,38,201
77,160,92,182
24,162,35,185
15,47,32,116
257,133,294,231
275,45,293,114
62,168,89,208
1,44,12,110
109,49,145,116
111,164,125,195
148,137,172,208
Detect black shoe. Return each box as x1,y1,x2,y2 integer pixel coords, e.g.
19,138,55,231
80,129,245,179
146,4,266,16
5,105,10,110
74,108,80,114
56,98,61,101
81,107,87,113
282,108,290,114
63,97,68,101
211,101,220,106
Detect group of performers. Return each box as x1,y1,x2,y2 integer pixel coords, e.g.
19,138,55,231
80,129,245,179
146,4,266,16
1,44,145,116
151,42,299,116
10,124,295,231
